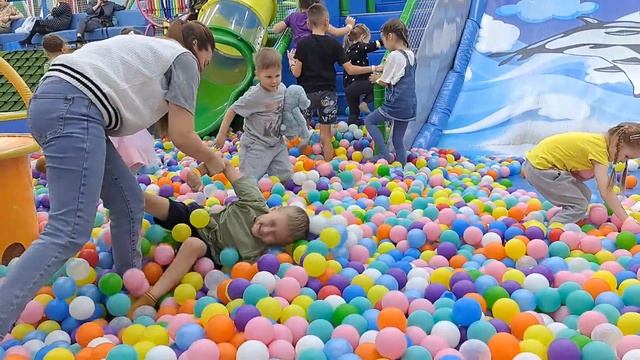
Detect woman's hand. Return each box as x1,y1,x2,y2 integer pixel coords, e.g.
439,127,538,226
369,73,381,83
186,169,204,192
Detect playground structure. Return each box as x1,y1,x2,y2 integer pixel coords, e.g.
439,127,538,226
0,57,39,265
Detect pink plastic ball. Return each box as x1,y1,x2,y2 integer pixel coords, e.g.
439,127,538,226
284,316,308,344
621,217,640,233
580,235,601,254
589,205,608,226
154,244,175,266
20,300,44,324
421,335,449,357
194,257,215,276
188,339,219,360
463,226,483,246
332,325,360,349
273,324,293,343
268,339,295,360
438,208,456,225
382,290,409,314
484,261,507,281
168,313,196,339
424,222,441,242
559,231,580,250
317,162,332,176
245,317,275,344
578,311,608,337
430,174,444,187
349,245,369,263
435,349,464,359
527,239,548,260
599,261,623,274
6,346,30,358
428,255,449,269
375,327,407,359
552,306,570,322
389,226,408,243
275,277,302,302
258,178,273,193
409,299,435,314
284,266,309,287
123,268,150,297
616,335,640,359
406,326,427,345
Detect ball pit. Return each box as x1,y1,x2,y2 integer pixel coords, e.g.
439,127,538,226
4,125,640,359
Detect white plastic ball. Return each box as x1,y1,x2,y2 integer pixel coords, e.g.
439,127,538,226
145,345,178,360
590,323,623,347
306,170,320,182
45,330,71,345
362,268,382,281
405,277,429,293
513,353,541,360
408,267,429,280
567,257,591,272
430,321,461,348
132,305,157,320
87,337,113,348
292,172,307,186
295,335,324,354
110,316,133,331
309,216,328,235
204,270,226,291
65,258,90,280
623,349,640,360
362,148,374,159
324,295,346,310
523,274,550,292
481,232,502,247
302,180,316,192
627,159,639,172
146,184,160,195
23,339,45,355
348,124,358,133
459,339,491,360
237,340,270,360
353,129,363,139
547,322,568,336
69,296,95,321
251,271,277,293
337,122,349,133
515,256,538,270
330,215,348,228
359,330,378,344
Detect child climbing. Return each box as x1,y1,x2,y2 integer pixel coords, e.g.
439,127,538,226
132,157,309,311
524,123,640,224
289,3,375,161
272,0,355,48
366,19,416,166
343,24,382,125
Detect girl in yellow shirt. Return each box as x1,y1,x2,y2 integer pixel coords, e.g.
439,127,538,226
524,122,640,224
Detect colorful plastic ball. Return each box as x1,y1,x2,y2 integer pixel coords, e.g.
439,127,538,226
582,340,616,360
68,296,95,321
296,335,325,354
220,247,240,268
452,298,482,327
43,348,74,360
106,293,131,316
375,327,407,359
154,244,175,266
548,338,580,360
303,253,328,277
145,345,177,360
269,339,295,360
189,208,210,229
245,316,275,344
171,223,192,242
187,339,219,360
175,323,205,350
52,277,76,299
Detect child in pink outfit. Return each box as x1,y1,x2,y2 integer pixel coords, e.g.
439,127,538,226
109,130,160,172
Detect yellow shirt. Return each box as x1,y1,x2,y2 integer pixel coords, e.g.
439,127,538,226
526,132,609,172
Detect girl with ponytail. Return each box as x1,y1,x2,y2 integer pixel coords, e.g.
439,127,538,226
525,122,640,225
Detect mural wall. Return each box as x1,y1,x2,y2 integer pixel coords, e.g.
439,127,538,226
436,0,640,155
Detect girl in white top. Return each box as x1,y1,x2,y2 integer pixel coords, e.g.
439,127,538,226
0,20,225,338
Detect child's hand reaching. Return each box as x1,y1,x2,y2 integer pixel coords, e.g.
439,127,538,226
345,16,356,27
186,168,204,192
369,73,381,83
214,134,226,149
287,49,296,63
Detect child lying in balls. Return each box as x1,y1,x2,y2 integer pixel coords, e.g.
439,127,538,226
133,156,310,310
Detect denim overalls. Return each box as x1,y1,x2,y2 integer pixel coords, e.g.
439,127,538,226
379,49,417,122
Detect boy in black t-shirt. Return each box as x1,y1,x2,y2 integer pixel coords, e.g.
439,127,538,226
288,3,376,161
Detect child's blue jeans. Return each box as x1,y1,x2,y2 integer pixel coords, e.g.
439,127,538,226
0,77,143,337
365,109,409,166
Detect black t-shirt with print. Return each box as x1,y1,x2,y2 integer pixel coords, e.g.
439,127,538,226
295,34,348,93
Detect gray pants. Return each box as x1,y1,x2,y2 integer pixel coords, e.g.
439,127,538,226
239,135,292,180
523,161,591,224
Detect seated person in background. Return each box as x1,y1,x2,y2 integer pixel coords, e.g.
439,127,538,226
132,157,309,310
42,34,68,71
20,0,72,45
77,0,124,43
0,0,23,34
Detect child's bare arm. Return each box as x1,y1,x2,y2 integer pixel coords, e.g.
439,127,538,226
289,50,302,78
144,192,171,221
215,108,236,148
594,163,628,221
222,158,241,183
328,16,355,36
272,21,287,33
343,61,374,75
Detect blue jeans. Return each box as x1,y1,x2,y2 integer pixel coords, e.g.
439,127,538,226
365,109,409,166
0,77,143,336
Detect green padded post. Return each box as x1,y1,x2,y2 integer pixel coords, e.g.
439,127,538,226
366,0,376,13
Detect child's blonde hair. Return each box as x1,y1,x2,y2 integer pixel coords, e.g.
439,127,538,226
343,24,371,50
607,122,640,189
254,48,282,71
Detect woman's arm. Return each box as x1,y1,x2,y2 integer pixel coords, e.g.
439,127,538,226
594,163,628,221
167,103,225,173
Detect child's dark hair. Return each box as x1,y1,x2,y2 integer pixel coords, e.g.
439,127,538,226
607,122,640,189
166,19,215,60
42,34,65,53
300,0,319,10
254,48,282,71
381,18,409,47
344,24,371,49
281,206,310,244
307,3,328,29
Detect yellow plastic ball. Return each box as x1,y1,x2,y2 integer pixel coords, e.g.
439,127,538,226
595,251,615,264
144,325,170,345
390,191,405,205
327,260,342,273
34,294,54,306
592,271,616,291
37,320,61,334
292,295,314,311
43,348,75,360
293,245,307,264
189,208,210,229
320,228,341,248
174,284,197,305
171,223,192,243
351,274,374,291
163,141,173,150
280,304,305,323
367,285,389,305
134,340,156,359
523,324,554,346
420,250,436,262
122,324,146,345
505,239,527,260
200,303,229,324
492,207,508,219
303,253,327,277
377,242,395,254
519,339,546,359
11,323,35,341
352,151,363,162
618,312,640,335
76,267,97,287
619,279,640,295
502,269,526,285
430,268,453,289
256,297,282,321
181,272,204,291
226,299,245,314
492,298,520,324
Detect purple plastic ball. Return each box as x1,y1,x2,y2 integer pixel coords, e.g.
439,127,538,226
436,242,457,260
548,339,581,360
227,278,250,300
159,185,174,197
257,254,280,274
233,305,260,331
424,284,447,303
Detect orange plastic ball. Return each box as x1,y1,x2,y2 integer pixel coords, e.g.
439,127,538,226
377,307,407,331
230,332,246,348
583,278,611,299
92,343,115,359
206,315,235,343
484,242,506,260
218,342,237,360
488,333,520,360
76,322,104,347
231,262,257,280
626,175,637,189
377,224,392,241
143,262,164,285
355,343,381,360
510,312,540,340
